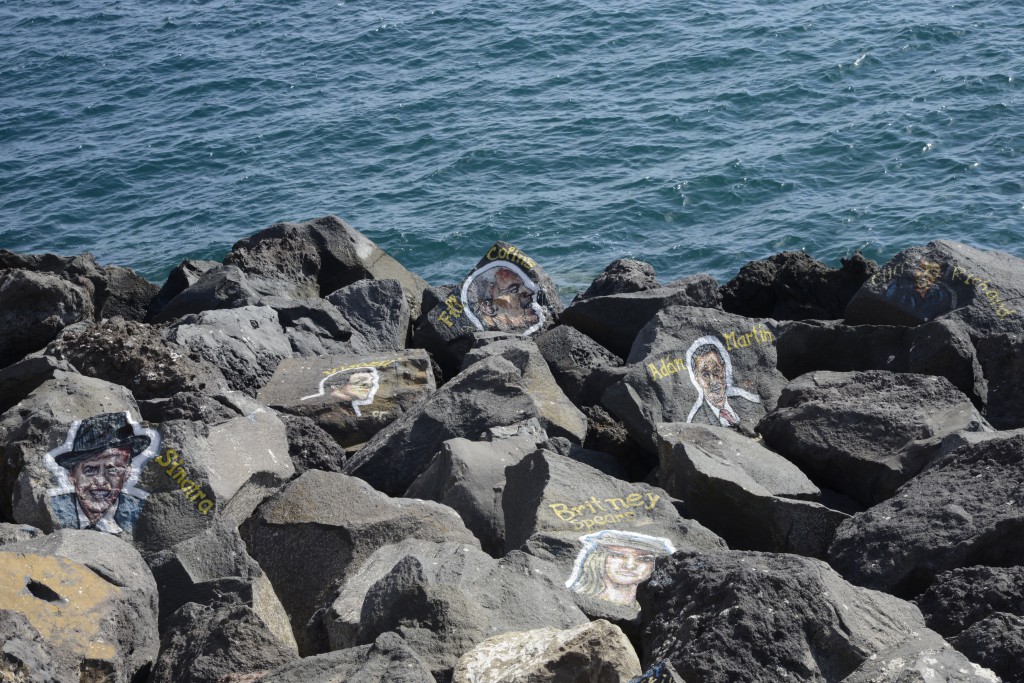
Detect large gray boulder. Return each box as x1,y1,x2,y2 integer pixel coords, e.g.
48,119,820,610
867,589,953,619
503,449,726,619
344,355,582,497
759,370,990,507
638,550,994,683
151,600,299,683
257,295,373,357
165,305,293,396
775,318,987,407
949,613,1024,683
240,470,479,654
251,632,436,683
44,318,230,400
320,539,589,682
561,282,721,358
0,269,94,368
654,423,848,558
150,264,264,324
326,278,412,352
603,306,787,447
146,258,220,320
278,413,349,475
224,215,429,318
535,325,625,406
0,354,78,416
258,349,435,451
452,619,642,683
975,333,1024,429
828,431,1024,597
0,530,159,683
721,251,874,321
405,419,548,556
915,566,1024,638
577,258,660,301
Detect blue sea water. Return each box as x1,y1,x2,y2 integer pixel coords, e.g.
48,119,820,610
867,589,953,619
1,0,1022,296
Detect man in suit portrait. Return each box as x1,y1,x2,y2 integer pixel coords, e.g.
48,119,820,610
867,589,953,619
685,336,761,428
48,412,152,534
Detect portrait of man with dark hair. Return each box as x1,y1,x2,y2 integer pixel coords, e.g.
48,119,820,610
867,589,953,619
685,335,761,428
302,366,380,417
883,258,956,321
565,530,676,609
461,261,544,335
46,412,159,534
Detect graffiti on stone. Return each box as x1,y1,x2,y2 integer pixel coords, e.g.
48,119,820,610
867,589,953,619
880,258,957,322
302,365,382,417
45,412,160,534
565,529,675,609
685,336,760,428
461,261,545,335
629,660,683,683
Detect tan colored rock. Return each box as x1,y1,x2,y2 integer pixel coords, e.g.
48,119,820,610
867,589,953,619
453,619,641,683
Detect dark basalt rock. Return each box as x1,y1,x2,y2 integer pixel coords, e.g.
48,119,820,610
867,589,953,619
257,295,370,357
654,423,847,559
775,318,987,407
278,413,349,475
319,539,589,682
146,258,220,321
828,431,1024,597
326,278,411,352
577,258,660,300
759,370,989,508
536,325,625,406
638,549,989,683
240,470,479,655
721,250,875,321
150,265,264,324
45,318,230,400
561,285,721,359
0,355,77,416
975,333,1024,430
950,613,1024,683
916,566,1024,638
251,632,437,683
225,215,429,318
0,269,94,369
166,305,293,397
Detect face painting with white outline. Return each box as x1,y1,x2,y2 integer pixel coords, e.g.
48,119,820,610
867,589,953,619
461,261,545,335
684,335,761,428
302,366,381,417
565,530,676,609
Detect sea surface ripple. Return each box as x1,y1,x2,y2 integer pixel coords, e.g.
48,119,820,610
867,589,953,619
1,0,1022,293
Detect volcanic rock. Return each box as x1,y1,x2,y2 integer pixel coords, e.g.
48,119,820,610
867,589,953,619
256,295,371,356
503,449,726,619
0,354,77,415
45,318,229,400
0,269,94,369
224,215,429,317
561,284,721,359
0,530,159,683
975,333,1024,429
638,549,991,683
721,251,874,321
603,306,786,447
536,325,625,406
405,419,548,556
240,470,479,654
950,613,1024,683
277,413,349,475
578,258,660,300
151,601,299,683
146,258,220,320
320,539,588,681
452,619,642,683
344,355,579,496
0,609,60,683
0,522,42,547
828,431,1024,597
916,566,1024,638
150,264,264,324
252,631,436,683
760,370,989,508
165,305,292,396
654,423,848,558
326,278,411,352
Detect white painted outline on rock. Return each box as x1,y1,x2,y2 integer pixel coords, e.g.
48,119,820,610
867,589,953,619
460,260,545,336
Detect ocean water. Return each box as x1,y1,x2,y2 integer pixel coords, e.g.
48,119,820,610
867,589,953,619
1,0,1022,296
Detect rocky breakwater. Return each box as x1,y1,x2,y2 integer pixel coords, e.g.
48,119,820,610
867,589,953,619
0,217,1021,682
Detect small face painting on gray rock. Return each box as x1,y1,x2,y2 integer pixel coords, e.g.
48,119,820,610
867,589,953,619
566,530,676,609
44,412,161,535
879,258,958,322
461,261,545,335
301,366,381,417
685,336,760,428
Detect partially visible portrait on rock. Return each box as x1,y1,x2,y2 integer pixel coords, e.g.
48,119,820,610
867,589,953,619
883,258,956,321
685,335,760,428
303,366,381,417
461,261,545,335
565,529,676,609
45,412,161,534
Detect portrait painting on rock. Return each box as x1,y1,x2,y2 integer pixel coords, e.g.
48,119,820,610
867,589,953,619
881,258,957,322
685,335,761,428
565,529,675,610
301,365,381,417
461,261,545,336
44,412,161,534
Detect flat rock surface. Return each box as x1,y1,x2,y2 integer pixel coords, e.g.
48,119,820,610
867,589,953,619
828,431,1024,597
258,349,435,450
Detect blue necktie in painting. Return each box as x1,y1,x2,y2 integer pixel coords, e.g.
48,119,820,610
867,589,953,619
629,660,686,683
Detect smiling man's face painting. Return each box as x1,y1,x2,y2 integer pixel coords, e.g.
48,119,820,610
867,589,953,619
70,447,131,522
